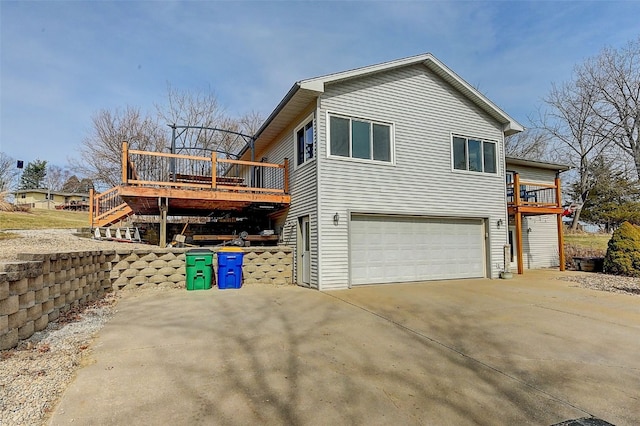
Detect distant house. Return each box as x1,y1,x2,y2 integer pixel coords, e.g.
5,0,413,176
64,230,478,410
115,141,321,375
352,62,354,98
13,189,90,210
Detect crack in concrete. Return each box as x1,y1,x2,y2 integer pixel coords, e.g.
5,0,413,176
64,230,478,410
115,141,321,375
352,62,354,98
325,291,595,419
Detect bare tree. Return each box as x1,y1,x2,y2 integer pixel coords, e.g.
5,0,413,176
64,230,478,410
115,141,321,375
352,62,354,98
157,85,230,157
238,109,265,137
578,38,640,178
46,165,71,192
0,152,21,192
71,106,167,188
504,128,553,161
76,86,263,191
536,77,613,229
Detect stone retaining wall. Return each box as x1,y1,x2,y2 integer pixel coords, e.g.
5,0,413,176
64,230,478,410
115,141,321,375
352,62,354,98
1,247,293,349
0,251,114,350
109,247,293,289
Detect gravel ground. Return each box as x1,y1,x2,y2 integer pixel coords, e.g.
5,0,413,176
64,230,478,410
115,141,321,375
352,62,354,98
0,293,120,425
0,229,638,425
0,229,152,425
559,273,640,296
0,229,151,263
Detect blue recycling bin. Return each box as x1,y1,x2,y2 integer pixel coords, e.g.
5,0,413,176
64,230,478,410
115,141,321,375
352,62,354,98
217,248,244,289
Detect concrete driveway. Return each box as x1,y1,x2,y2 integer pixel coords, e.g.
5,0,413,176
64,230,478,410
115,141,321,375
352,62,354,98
49,270,640,425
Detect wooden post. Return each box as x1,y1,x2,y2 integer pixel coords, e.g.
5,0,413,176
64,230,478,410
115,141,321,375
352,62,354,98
513,173,524,274
283,158,289,194
159,197,168,247
211,152,217,189
514,172,521,207
89,188,95,228
555,176,565,271
515,211,524,275
121,141,129,184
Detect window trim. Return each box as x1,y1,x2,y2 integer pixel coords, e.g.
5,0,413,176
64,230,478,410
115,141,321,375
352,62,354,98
327,111,395,165
450,133,499,175
294,114,315,169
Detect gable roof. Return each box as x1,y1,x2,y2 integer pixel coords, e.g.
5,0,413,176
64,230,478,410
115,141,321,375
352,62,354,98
248,53,524,158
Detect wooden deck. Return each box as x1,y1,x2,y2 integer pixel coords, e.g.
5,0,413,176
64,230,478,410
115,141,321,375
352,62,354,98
90,142,290,228
507,173,565,275
506,176,563,215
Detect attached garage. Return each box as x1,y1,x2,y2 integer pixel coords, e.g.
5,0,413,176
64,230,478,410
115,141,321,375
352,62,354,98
349,215,487,286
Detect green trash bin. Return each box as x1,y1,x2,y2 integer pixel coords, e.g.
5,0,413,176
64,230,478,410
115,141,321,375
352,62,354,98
185,249,214,290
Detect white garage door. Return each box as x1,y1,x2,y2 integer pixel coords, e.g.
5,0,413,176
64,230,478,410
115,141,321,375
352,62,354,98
350,215,486,285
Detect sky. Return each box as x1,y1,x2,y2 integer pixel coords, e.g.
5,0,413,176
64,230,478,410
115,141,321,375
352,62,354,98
1,1,639,170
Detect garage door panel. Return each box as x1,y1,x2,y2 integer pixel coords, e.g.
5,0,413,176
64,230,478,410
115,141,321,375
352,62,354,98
350,215,485,285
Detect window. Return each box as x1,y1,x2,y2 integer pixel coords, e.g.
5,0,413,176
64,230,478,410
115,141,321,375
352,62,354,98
452,135,497,174
329,115,392,162
296,118,314,166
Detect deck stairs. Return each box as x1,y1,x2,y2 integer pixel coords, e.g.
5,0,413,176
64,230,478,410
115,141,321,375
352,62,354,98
91,186,134,228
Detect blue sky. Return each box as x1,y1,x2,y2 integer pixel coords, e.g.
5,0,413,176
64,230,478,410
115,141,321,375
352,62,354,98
1,1,639,169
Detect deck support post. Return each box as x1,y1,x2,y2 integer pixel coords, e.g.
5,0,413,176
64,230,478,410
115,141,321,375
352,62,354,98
159,197,168,247
89,188,95,229
515,212,524,275
555,176,565,271
513,173,524,275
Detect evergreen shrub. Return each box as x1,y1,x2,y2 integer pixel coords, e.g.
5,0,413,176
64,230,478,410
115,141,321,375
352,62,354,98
603,221,640,276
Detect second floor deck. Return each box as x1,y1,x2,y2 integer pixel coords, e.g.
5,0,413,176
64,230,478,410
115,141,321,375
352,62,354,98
507,173,563,216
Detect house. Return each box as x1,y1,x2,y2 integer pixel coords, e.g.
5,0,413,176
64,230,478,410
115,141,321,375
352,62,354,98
505,158,570,273
13,189,90,210
240,53,540,290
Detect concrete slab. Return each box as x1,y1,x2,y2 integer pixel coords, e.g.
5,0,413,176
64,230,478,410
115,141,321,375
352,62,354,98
49,270,640,425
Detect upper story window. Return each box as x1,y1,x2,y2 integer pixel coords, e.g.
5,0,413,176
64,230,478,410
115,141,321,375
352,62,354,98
506,171,515,184
329,114,393,163
296,117,314,166
452,135,497,174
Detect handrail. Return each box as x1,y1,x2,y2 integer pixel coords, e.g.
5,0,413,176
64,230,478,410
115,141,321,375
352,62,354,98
218,158,286,168
122,142,289,194
89,185,132,228
507,174,561,209
128,149,209,162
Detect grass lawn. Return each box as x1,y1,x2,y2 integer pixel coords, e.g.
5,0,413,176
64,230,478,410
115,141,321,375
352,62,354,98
0,208,89,230
564,233,611,251
0,231,19,240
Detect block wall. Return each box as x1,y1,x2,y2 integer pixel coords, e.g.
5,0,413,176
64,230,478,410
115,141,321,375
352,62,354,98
1,247,293,349
0,251,114,350
109,247,294,289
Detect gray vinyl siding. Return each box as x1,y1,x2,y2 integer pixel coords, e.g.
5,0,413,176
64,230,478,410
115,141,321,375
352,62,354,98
316,64,508,289
508,165,557,184
509,164,560,269
258,105,320,288
522,215,560,269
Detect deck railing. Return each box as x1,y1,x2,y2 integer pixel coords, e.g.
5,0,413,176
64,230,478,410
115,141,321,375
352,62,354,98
507,174,561,209
89,186,133,228
122,142,289,194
